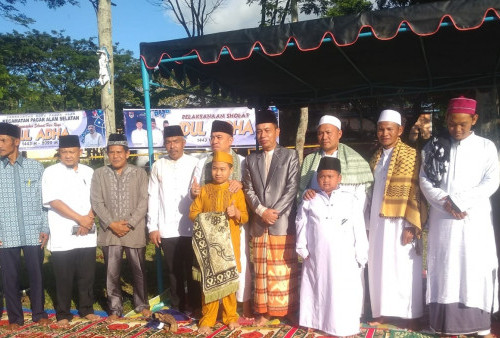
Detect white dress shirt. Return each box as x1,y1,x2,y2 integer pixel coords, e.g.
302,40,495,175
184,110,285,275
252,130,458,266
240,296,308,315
42,162,96,251
147,153,198,238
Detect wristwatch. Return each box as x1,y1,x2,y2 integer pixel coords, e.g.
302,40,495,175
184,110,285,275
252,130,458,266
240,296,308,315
127,223,135,230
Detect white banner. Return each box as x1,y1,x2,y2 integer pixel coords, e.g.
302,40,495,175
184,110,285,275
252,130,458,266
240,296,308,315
0,110,106,150
123,107,266,149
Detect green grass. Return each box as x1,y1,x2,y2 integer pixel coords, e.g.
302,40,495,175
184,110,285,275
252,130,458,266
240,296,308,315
18,243,165,315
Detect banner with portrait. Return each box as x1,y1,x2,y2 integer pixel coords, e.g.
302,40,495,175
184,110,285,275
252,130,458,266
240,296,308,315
123,107,267,149
0,110,106,150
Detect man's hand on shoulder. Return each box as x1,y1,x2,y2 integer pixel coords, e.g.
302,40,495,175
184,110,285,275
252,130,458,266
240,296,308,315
303,189,317,201
228,180,243,193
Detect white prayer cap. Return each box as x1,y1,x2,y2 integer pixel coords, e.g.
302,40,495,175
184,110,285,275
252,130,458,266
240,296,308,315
378,109,401,125
318,115,341,130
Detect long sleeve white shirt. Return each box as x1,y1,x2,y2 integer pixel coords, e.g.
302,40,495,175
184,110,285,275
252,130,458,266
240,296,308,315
147,153,198,238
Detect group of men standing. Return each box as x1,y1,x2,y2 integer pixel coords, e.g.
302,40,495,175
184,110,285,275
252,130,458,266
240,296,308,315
0,129,153,330
0,95,498,337
295,96,498,336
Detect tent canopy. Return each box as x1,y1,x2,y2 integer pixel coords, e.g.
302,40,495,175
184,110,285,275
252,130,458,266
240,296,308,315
140,0,500,106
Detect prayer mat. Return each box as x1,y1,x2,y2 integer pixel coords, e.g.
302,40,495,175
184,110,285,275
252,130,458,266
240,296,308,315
203,321,440,338
0,308,199,337
192,212,240,304
1,309,484,337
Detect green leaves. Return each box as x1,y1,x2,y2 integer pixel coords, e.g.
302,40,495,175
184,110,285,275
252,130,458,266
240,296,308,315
0,30,142,117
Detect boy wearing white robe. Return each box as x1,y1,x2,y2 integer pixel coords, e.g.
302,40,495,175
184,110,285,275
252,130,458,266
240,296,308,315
296,157,368,336
420,96,499,335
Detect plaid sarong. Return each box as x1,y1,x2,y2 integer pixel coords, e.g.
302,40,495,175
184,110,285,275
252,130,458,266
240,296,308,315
253,230,299,317
192,212,240,303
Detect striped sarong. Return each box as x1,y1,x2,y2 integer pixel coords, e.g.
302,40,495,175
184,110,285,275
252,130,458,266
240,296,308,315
252,230,299,317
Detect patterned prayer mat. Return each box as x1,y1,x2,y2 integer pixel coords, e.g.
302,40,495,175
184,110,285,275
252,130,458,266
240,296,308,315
0,310,443,337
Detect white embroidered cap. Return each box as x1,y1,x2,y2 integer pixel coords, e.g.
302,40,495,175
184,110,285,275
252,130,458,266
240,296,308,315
318,115,341,130
378,109,401,125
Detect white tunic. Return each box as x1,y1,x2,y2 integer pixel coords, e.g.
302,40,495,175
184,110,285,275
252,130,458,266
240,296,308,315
419,132,499,313
296,188,368,336
308,150,369,227
368,147,423,319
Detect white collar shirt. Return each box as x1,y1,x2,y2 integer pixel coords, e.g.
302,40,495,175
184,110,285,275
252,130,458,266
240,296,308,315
147,153,198,238
42,162,96,251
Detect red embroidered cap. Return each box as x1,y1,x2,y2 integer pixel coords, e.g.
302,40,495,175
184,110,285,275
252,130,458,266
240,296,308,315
447,96,477,115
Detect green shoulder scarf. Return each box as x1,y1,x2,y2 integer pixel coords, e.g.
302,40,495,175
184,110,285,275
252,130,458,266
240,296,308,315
298,143,374,197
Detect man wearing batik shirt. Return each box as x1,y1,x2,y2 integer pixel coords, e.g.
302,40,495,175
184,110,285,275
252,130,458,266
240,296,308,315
91,134,151,321
420,97,499,335
42,135,99,327
0,122,50,331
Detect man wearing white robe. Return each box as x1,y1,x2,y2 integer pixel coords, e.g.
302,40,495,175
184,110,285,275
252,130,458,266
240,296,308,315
368,109,425,327
297,157,368,336
420,96,499,335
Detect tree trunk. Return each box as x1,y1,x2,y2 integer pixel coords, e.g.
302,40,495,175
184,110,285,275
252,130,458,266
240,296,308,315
290,0,298,22
296,106,308,165
98,0,116,136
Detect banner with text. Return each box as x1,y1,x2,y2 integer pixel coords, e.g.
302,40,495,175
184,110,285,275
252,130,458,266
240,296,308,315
0,110,106,150
123,107,264,149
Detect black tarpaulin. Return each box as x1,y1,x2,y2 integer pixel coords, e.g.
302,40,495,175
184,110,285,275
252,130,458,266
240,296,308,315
139,0,500,105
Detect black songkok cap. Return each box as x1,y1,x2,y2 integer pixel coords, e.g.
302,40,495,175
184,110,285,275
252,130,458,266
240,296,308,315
59,135,80,148
317,157,341,173
108,133,128,146
211,120,233,136
164,125,184,139
135,118,144,124
0,123,21,138
255,109,278,126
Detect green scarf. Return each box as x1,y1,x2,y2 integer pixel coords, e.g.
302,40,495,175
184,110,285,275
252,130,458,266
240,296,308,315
298,143,374,198
200,149,241,186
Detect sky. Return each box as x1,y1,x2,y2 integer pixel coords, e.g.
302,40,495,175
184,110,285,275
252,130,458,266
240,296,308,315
0,0,264,57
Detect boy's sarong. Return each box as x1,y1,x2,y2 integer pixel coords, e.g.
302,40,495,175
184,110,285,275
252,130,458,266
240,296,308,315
192,212,239,303
253,230,299,316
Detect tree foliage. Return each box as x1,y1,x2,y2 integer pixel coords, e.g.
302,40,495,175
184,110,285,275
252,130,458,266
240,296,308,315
249,0,447,26
0,30,142,128
0,0,78,26
375,0,444,9
301,0,372,17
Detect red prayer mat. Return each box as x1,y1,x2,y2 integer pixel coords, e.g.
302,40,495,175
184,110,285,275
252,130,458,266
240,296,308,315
0,310,448,337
